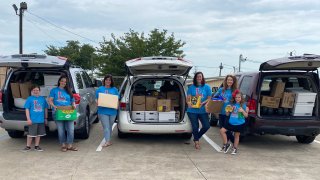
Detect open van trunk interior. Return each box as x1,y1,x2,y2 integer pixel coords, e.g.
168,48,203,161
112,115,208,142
258,74,318,119
129,78,186,123
3,69,67,120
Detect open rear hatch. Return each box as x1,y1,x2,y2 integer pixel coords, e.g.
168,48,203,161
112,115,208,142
125,56,192,76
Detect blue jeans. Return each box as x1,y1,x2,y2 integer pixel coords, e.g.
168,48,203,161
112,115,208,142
53,111,74,145
99,114,116,142
187,112,210,141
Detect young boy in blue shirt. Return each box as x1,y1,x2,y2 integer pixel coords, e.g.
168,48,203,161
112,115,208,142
22,85,48,152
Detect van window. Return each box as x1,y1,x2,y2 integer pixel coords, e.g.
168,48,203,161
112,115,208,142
262,76,314,92
239,76,253,95
76,72,84,89
81,71,92,88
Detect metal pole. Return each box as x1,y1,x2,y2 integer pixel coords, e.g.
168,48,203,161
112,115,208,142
239,54,242,72
219,62,223,76
19,7,23,54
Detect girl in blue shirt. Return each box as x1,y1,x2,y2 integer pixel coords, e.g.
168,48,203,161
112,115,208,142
96,74,119,148
222,90,249,155
214,75,238,152
48,75,77,152
187,72,212,149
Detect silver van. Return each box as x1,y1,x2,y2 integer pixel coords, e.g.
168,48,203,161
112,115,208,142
0,54,99,139
117,56,193,138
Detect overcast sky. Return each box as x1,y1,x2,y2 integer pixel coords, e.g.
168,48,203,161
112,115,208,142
1,0,320,77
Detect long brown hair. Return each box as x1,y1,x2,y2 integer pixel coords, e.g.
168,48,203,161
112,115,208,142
57,75,73,98
222,74,238,92
193,72,205,87
230,91,245,108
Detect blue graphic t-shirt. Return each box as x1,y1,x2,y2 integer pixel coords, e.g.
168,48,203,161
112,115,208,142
214,87,232,115
24,96,48,123
95,86,119,116
187,84,212,114
49,87,74,106
229,103,247,125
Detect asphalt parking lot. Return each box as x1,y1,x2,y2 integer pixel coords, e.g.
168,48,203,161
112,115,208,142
0,123,320,180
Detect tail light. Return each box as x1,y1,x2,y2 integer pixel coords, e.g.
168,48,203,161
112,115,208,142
0,91,2,103
73,93,81,105
247,99,256,114
120,102,128,111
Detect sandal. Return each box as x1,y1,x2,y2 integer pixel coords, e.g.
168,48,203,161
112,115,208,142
67,146,78,151
102,142,112,147
194,141,201,150
61,146,67,152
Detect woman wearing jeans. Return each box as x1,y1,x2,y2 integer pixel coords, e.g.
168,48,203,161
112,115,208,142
96,75,119,147
49,75,77,152
187,72,212,149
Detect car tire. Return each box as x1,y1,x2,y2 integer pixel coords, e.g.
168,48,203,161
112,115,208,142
7,130,24,138
296,135,316,144
76,111,90,139
117,127,128,139
209,114,218,126
181,133,192,139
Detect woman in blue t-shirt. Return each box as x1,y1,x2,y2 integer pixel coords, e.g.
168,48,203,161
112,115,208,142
187,72,212,149
95,75,119,148
222,90,248,155
214,74,238,152
48,75,77,152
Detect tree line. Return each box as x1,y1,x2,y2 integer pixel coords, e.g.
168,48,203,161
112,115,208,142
44,29,186,77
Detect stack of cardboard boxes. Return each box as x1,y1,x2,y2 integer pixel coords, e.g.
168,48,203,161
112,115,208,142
131,91,180,122
261,81,316,116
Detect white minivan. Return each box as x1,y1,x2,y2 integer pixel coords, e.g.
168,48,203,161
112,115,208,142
117,56,193,138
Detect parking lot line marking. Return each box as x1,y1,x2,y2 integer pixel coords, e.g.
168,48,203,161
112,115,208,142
314,140,320,144
203,134,221,152
96,123,117,152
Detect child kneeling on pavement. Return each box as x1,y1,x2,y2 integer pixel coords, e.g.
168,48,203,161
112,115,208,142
221,90,248,155
22,85,48,152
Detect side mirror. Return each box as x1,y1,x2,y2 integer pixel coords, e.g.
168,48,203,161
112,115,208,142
93,79,102,87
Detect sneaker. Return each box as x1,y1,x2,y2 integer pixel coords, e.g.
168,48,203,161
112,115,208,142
224,143,231,154
21,146,31,152
231,148,237,155
34,146,44,152
220,144,226,152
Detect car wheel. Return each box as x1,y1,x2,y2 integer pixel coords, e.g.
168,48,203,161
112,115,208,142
210,114,218,126
296,135,316,144
117,126,128,139
77,111,90,139
7,130,24,138
181,133,192,139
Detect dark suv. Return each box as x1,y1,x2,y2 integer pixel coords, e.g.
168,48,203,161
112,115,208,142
236,54,320,144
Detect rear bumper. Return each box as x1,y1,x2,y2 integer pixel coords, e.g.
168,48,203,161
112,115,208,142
118,111,192,134
0,112,83,132
250,117,320,136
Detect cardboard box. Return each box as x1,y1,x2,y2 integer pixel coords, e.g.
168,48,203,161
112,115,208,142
261,96,280,108
56,106,74,110
146,96,157,111
0,67,7,75
166,91,180,107
98,93,119,109
280,92,295,108
132,96,146,111
159,111,176,122
20,82,32,99
270,81,285,98
11,83,21,98
56,108,77,121
206,100,223,114
157,99,171,112
0,75,6,88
